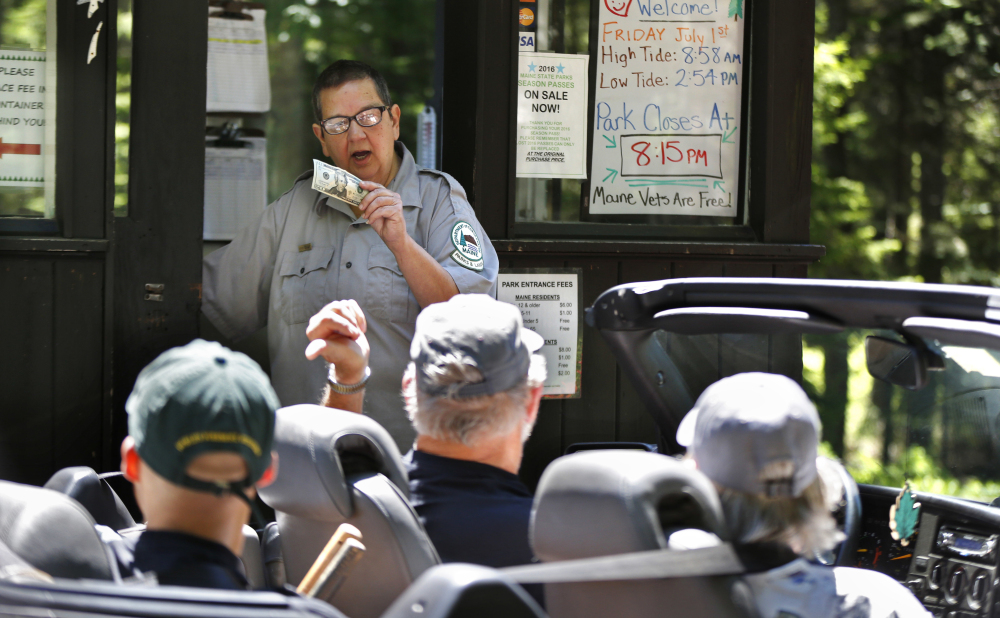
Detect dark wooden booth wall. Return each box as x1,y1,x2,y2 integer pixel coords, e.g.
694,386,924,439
0,0,112,485
0,0,206,485
1,0,818,487
505,254,816,487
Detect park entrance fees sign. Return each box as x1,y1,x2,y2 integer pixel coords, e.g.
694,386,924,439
516,53,589,179
497,270,581,398
589,0,745,216
0,51,46,187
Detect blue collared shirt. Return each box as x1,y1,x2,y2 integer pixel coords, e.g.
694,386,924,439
403,449,543,606
101,528,248,590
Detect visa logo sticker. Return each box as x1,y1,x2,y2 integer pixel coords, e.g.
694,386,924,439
518,34,535,51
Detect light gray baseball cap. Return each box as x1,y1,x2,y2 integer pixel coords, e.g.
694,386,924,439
676,372,820,498
411,294,544,398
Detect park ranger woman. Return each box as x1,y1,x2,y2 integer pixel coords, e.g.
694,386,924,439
203,60,498,450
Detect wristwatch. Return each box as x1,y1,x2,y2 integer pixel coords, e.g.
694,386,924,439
327,365,371,395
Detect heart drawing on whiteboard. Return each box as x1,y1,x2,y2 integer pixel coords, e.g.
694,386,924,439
604,0,632,17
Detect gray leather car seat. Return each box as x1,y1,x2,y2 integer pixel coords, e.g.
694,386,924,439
382,563,545,618
43,467,136,531
259,404,439,618
531,450,752,618
43,467,269,589
0,479,115,580
261,521,286,588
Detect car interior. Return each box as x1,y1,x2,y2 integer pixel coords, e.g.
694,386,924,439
5,277,1000,617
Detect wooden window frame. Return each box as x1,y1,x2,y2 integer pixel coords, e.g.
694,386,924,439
0,0,111,241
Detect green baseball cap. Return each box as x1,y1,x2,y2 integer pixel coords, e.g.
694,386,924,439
125,339,279,497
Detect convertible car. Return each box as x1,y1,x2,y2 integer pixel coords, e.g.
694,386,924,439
3,277,1000,617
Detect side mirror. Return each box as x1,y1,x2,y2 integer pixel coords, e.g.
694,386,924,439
865,336,927,391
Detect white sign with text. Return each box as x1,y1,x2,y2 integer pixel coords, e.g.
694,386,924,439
516,52,589,179
589,0,745,216
0,50,46,187
497,271,581,397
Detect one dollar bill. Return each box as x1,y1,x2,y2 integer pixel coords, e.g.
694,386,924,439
312,159,369,208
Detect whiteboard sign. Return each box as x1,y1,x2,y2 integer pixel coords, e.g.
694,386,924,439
619,133,722,178
497,269,582,398
589,0,746,216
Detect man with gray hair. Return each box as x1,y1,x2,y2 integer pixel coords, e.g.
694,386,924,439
306,294,546,574
677,372,929,618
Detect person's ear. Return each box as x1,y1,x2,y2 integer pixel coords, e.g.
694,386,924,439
120,436,141,482
525,384,543,426
312,123,331,158
257,451,279,488
389,104,401,140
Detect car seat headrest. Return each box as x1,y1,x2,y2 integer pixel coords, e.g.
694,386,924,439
43,467,136,531
0,480,115,580
259,404,410,518
531,451,727,561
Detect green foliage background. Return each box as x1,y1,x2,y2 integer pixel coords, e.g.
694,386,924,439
809,0,1000,500
263,0,434,202
0,0,46,217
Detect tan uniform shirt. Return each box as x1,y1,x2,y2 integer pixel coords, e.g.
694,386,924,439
202,143,498,449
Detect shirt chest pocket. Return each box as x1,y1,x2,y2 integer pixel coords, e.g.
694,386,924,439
277,246,336,325
365,244,418,324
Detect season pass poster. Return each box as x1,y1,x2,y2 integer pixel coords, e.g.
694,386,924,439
516,52,589,179
589,0,746,216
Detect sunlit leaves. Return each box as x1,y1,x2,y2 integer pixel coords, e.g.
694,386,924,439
1,0,46,50
810,1,1000,497
263,0,434,201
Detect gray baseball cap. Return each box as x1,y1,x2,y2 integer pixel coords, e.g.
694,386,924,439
411,294,544,398
676,372,820,498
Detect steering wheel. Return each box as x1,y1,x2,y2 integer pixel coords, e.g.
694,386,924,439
816,457,862,566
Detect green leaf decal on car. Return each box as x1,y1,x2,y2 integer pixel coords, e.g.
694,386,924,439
889,482,920,546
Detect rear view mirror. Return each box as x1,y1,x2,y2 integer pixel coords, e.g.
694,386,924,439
865,336,927,391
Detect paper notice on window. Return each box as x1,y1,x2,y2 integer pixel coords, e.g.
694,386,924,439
207,8,270,113
204,136,268,241
0,50,46,187
516,52,589,179
589,0,746,216
497,270,582,398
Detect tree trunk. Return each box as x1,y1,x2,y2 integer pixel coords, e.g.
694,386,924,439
820,335,849,458
871,378,894,465
917,51,948,284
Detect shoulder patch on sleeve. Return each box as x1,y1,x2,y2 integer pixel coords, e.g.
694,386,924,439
449,221,485,272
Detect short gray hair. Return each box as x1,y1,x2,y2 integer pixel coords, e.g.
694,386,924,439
403,354,547,446
312,60,393,122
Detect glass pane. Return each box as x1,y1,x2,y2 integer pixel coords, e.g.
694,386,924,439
264,0,434,204
515,0,749,228
515,0,589,223
114,0,132,217
0,0,55,218
803,330,1000,502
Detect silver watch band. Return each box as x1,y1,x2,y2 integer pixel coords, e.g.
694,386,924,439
327,365,371,395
